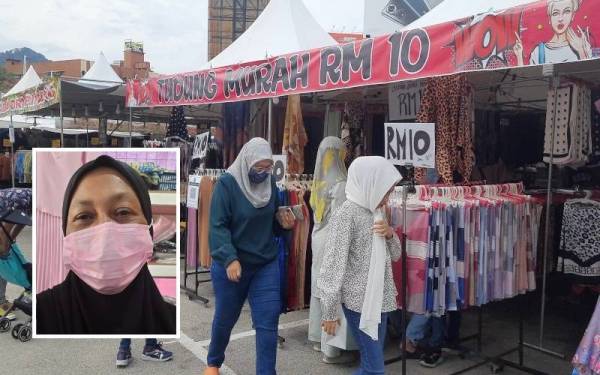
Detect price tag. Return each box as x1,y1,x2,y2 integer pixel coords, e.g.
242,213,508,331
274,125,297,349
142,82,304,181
272,155,287,184
186,175,201,209
91,137,100,146
192,132,210,160
385,123,435,168
51,139,61,148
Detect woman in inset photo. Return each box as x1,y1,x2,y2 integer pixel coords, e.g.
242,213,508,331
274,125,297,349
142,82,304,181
514,0,592,65
35,155,176,335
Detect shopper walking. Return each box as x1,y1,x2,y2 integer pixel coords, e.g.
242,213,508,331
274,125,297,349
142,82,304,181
308,137,356,364
318,156,402,375
204,138,295,375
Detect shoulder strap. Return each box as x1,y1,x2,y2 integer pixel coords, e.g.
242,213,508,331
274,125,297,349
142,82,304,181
538,43,545,64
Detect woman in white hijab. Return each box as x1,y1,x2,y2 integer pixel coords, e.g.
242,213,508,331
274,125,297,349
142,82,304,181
308,137,357,364
205,138,295,375
317,156,402,375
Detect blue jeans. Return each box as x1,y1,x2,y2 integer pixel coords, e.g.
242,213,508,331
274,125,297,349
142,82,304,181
207,259,280,375
406,314,445,349
343,305,388,375
119,338,157,350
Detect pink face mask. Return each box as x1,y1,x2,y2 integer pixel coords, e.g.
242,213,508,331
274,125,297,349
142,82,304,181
63,222,153,295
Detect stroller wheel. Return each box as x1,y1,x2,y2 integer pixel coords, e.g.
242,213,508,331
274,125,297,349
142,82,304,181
0,317,11,333
11,323,23,339
18,325,32,342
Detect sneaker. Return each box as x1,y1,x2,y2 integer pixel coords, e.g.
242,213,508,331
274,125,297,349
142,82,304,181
116,348,132,368
312,342,322,352
420,351,444,368
322,351,356,365
0,303,16,321
142,342,173,362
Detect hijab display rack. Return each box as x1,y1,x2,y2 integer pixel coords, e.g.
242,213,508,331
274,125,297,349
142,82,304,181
181,168,225,305
385,179,549,375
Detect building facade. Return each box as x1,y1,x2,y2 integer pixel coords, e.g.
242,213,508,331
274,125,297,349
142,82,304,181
2,41,151,80
208,0,270,60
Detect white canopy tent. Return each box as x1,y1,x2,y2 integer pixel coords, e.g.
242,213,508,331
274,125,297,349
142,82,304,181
203,0,338,143
78,52,123,87
2,66,42,97
204,0,337,69
404,0,537,30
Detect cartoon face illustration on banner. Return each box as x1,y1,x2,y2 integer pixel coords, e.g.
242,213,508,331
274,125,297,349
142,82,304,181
514,0,592,65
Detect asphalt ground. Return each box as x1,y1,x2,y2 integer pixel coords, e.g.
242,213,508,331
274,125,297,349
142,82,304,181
2,227,579,374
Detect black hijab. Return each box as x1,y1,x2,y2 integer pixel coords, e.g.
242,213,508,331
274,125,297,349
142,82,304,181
36,155,175,335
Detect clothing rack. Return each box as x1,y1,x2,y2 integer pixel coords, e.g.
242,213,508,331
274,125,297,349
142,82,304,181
385,180,543,374
181,168,225,305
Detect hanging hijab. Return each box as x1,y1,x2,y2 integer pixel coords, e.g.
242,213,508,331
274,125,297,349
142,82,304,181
345,156,401,340
227,137,273,208
36,155,175,335
310,137,347,224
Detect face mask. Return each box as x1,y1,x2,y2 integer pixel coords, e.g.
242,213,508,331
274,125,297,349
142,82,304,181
63,222,153,295
248,169,270,184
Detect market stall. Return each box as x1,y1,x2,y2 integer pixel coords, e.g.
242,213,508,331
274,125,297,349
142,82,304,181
126,0,600,373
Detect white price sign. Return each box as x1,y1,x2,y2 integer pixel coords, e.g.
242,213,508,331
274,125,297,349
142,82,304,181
186,175,201,209
385,123,435,168
388,81,423,121
272,155,287,184
192,132,210,160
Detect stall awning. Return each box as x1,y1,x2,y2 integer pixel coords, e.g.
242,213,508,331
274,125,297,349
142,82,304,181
126,0,600,108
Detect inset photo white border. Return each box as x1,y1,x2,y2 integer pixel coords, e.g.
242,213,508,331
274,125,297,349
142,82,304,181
32,148,181,339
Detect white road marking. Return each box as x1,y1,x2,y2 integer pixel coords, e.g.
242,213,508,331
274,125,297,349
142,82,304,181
179,332,238,375
194,319,310,346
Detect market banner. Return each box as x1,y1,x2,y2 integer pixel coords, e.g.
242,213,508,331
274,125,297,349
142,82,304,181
0,78,61,116
126,0,600,108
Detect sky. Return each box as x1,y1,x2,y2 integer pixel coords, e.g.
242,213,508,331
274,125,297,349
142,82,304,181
0,0,364,74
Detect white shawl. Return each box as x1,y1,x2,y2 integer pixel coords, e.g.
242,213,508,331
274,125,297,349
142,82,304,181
345,156,401,340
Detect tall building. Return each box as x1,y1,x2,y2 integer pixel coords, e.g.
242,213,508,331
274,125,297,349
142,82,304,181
208,0,270,61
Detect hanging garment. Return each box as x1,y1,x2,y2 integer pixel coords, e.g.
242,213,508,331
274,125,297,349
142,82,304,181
186,207,198,268
572,296,600,375
282,95,308,174
340,102,365,167
544,84,592,166
415,74,475,184
590,90,600,164
557,199,600,283
390,184,540,315
198,177,215,269
166,106,189,139
221,102,250,168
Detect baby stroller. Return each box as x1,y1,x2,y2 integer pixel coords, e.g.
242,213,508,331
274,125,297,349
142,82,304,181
0,208,33,342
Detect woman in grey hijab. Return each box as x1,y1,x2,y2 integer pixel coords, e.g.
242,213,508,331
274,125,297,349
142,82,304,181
205,138,295,375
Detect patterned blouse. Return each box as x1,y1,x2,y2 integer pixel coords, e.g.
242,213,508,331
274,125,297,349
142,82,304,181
316,200,402,321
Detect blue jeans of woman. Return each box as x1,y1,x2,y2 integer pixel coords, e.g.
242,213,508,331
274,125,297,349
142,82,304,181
406,314,445,350
343,305,388,375
207,259,280,375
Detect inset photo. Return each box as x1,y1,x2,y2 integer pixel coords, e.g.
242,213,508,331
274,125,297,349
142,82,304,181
33,149,179,337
